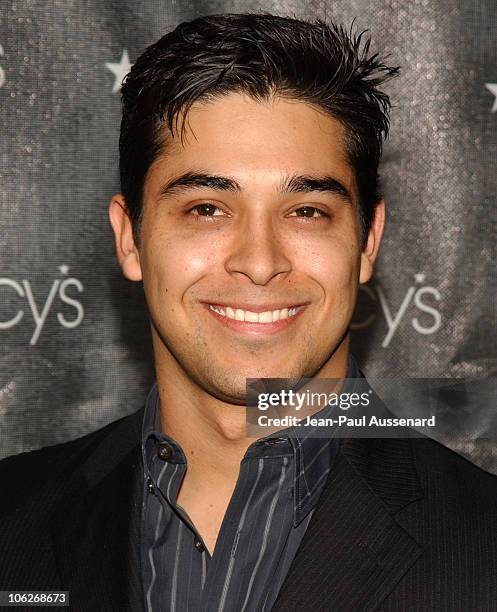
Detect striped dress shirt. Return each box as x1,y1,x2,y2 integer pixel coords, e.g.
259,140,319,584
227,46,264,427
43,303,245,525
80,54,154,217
140,356,359,611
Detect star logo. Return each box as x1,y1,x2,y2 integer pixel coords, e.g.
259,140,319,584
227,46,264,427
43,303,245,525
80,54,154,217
414,273,425,284
58,264,70,275
485,83,497,113
105,49,132,94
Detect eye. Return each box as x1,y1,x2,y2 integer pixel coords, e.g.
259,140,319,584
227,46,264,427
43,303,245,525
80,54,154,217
189,203,225,217
289,206,328,219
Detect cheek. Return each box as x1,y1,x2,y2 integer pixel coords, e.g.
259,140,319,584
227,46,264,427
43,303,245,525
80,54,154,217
141,228,222,297
294,233,360,292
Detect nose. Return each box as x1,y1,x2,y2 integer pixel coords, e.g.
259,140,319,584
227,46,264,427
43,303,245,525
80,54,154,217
224,214,292,285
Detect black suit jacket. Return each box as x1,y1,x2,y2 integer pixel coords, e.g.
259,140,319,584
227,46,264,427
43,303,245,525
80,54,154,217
0,405,496,611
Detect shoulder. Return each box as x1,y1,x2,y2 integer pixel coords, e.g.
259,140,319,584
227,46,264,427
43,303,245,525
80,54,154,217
411,434,497,490
410,435,497,510
343,433,497,519
0,408,143,514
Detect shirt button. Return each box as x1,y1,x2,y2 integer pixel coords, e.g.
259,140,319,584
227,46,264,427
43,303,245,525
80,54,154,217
157,442,173,461
194,537,205,553
147,477,155,495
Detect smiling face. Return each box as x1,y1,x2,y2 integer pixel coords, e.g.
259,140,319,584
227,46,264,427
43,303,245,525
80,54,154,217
110,93,384,403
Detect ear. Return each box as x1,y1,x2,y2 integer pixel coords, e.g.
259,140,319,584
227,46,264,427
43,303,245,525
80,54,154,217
108,194,142,281
359,198,386,284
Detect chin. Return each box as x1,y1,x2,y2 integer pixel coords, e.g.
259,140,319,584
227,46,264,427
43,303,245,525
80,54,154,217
206,382,250,405
200,370,278,405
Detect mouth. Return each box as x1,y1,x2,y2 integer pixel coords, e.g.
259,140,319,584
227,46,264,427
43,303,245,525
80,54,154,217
204,302,307,334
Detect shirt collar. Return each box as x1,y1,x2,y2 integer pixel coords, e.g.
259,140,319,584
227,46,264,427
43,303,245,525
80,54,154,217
141,384,186,472
141,354,361,526
231,429,335,526
261,353,361,524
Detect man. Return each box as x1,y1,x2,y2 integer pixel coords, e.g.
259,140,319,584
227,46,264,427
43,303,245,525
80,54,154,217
0,13,496,612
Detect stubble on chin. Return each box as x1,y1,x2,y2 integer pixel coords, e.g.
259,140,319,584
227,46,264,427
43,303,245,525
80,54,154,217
187,325,326,404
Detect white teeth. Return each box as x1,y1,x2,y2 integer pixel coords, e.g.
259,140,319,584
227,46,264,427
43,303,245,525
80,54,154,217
258,311,273,323
209,304,300,323
210,305,226,316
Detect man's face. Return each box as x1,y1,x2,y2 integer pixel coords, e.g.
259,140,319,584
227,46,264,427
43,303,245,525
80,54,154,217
112,93,383,403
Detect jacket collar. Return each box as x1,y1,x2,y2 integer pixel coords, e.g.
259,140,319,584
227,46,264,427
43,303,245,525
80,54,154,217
272,435,424,611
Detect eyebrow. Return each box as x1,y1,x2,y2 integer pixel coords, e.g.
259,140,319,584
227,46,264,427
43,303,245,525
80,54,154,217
158,171,353,205
280,173,353,205
159,172,240,198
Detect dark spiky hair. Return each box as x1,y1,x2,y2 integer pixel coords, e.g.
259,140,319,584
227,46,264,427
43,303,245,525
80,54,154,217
119,13,399,244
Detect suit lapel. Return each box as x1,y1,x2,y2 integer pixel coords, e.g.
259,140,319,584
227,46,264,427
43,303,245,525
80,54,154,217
50,408,145,612
272,437,424,612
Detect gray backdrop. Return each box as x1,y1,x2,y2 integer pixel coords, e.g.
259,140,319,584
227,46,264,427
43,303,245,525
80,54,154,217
1,1,496,472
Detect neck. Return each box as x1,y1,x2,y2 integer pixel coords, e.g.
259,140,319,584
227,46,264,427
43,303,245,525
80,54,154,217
151,331,350,481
